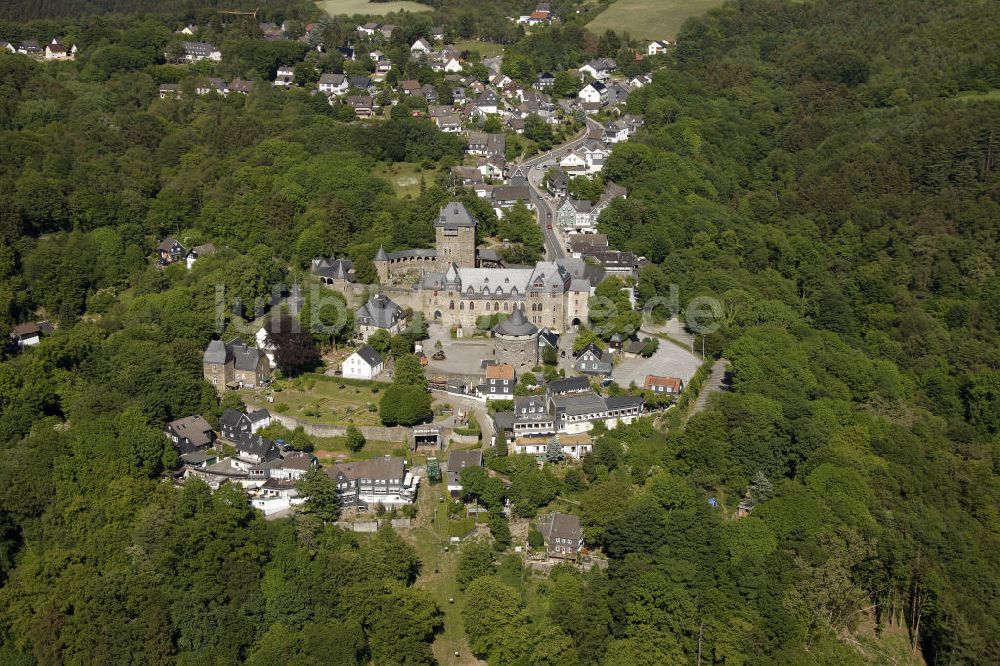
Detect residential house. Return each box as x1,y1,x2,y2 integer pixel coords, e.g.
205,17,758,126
452,86,467,103
602,120,630,143
399,79,421,96
411,38,432,55
445,449,483,496
538,328,559,356
559,150,588,177
326,455,418,508
219,408,272,443
476,156,506,180
437,114,462,133
350,75,376,94
480,363,515,400
179,41,221,62
568,234,609,257
185,243,215,269
157,238,187,264
341,345,383,380
579,58,616,81
235,433,280,466
379,25,397,40
273,66,295,86
196,77,227,95
45,40,71,60
452,166,485,186
574,343,613,376
318,72,348,95
421,83,439,102
466,131,506,158
203,338,271,392
228,78,255,95
536,512,583,559
644,375,684,395
647,40,671,56
545,376,590,398
629,73,653,88
355,294,406,342
546,168,568,197
346,95,375,118
357,22,379,37
159,84,182,99
337,46,356,61
492,184,533,212
557,198,594,231
178,24,197,36
474,88,499,115
16,40,43,56
267,451,316,481
535,71,555,90
582,249,638,277
550,391,609,434
9,321,52,348
259,22,286,41
430,26,445,42
578,80,609,105
513,395,555,437
165,415,215,455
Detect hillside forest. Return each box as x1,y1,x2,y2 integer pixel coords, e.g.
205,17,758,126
0,0,997,664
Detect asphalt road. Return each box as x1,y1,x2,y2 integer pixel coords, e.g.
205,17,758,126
517,116,604,261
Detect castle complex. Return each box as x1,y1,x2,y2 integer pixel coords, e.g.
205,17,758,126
368,202,594,333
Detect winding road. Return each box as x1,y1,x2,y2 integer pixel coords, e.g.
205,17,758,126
517,115,605,260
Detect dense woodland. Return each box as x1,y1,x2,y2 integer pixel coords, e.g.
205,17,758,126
0,0,997,663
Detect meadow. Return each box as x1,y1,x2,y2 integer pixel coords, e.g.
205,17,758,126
586,0,724,40
316,0,432,17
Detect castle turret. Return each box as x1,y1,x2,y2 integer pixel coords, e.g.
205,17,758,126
374,245,389,283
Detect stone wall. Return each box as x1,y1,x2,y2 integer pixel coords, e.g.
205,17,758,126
267,412,414,442
495,334,538,368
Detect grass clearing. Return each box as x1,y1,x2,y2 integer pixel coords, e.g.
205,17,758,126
453,39,505,58
316,0,431,17
954,89,1000,103
374,162,439,199
253,375,383,426
586,0,725,40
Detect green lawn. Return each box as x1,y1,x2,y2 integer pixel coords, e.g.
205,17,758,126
255,375,383,426
954,89,1000,103
586,0,725,40
453,39,505,58
316,0,431,16
374,162,439,199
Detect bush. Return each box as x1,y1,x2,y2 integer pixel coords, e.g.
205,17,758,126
528,528,544,549
273,402,289,413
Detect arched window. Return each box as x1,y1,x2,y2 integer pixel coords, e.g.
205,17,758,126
469,301,475,310
449,301,455,310
460,302,465,310
485,302,491,312
504,302,509,311
494,302,499,311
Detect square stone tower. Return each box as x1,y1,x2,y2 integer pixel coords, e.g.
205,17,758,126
435,201,477,268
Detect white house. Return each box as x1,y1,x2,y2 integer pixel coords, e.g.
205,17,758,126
411,38,432,55
602,120,629,143
579,58,616,81
559,150,588,177
318,72,348,95
578,81,608,105
442,57,463,73
274,66,295,86
647,40,671,56
180,41,221,63
341,345,383,380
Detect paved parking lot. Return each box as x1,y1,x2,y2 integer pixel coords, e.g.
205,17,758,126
612,336,702,388
422,322,495,377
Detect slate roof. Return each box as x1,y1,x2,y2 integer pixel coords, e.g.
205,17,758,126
166,415,215,447
356,295,404,329
237,433,279,460
203,339,230,364
327,456,405,482
604,395,644,410
447,449,483,472
552,391,607,417
435,201,477,228
538,511,581,543
493,307,538,337
546,376,590,396
231,341,264,371
353,345,382,367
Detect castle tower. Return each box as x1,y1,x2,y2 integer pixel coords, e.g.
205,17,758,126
435,202,476,269
374,245,389,283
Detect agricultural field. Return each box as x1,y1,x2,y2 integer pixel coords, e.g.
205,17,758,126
586,0,724,40
316,0,432,17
